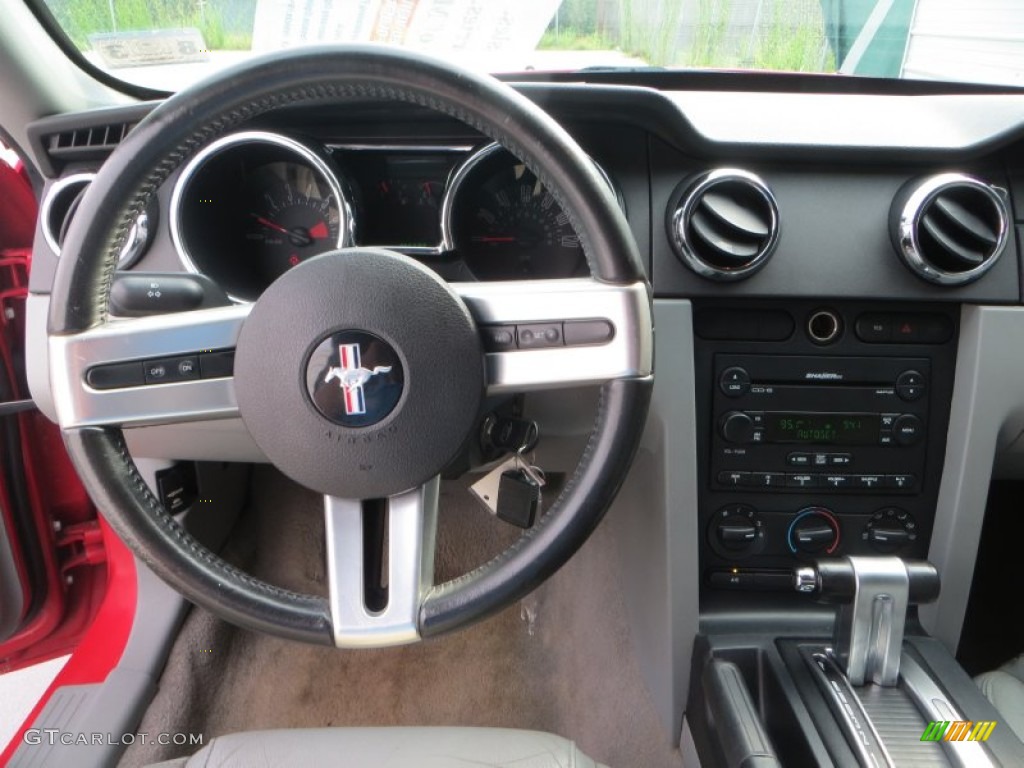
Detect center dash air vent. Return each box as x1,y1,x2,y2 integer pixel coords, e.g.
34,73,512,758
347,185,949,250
668,169,779,281
891,173,1009,286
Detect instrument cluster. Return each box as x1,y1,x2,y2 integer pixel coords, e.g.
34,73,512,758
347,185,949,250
170,130,608,301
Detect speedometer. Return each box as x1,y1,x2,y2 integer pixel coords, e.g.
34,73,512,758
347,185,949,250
443,144,589,280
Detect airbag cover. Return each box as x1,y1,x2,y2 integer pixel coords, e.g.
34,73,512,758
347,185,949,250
234,248,484,499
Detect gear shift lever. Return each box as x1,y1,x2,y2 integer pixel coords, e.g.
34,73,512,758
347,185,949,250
794,556,939,686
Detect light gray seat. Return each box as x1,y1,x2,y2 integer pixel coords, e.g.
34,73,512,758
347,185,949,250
976,654,1024,741
147,726,608,768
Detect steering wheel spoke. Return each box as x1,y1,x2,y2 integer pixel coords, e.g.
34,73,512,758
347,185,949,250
453,278,652,393
324,477,439,648
49,304,249,428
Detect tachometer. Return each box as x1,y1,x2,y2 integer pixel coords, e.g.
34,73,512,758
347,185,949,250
171,131,350,301
243,162,341,276
443,144,587,280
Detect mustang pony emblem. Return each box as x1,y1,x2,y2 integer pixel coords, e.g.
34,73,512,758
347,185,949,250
324,343,392,416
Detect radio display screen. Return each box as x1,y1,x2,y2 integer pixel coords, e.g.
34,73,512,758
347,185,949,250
765,413,880,444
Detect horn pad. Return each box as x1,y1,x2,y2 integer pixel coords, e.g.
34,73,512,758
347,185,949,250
234,248,485,499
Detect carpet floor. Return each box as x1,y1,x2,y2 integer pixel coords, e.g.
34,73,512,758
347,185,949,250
121,466,684,768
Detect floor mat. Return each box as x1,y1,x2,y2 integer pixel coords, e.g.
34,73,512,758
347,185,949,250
121,466,684,768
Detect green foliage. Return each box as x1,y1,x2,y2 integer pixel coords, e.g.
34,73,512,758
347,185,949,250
686,0,730,67
748,1,834,71
539,28,615,52
45,0,253,51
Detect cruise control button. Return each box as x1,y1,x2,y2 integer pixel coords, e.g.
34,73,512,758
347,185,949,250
517,323,563,349
199,350,235,379
563,319,614,346
720,367,751,397
145,355,200,384
481,325,517,352
145,361,168,383
86,361,145,390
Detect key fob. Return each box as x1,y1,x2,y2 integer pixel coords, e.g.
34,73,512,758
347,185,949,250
496,468,542,529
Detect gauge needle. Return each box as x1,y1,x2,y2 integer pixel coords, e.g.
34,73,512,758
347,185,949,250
251,214,289,235
472,236,517,243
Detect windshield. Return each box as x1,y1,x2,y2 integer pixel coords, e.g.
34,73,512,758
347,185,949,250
34,0,1024,92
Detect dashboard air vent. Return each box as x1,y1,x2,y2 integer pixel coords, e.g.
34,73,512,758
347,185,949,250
891,173,1009,286
45,121,135,161
668,169,779,281
40,173,95,256
40,173,154,269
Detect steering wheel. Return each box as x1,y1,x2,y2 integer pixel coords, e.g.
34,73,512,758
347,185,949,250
47,46,653,647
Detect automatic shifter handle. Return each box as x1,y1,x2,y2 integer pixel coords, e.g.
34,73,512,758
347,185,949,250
794,556,939,686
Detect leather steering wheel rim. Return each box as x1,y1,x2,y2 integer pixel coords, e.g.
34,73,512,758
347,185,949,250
49,46,653,645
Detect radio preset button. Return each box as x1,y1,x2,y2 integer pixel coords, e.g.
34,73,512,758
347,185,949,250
717,471,747,487
720,367,751,397
885,474,916,490
786,473,820,488
742,472,785,488
893,414,923,446
823,474,852,489
854,474,884,489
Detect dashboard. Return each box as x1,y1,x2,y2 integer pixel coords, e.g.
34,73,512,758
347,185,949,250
168,134,598,300
20,70,1024,737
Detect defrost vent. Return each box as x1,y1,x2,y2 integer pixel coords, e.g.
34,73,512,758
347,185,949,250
891,173,1009,286
668,169,779,281
45,121,135,160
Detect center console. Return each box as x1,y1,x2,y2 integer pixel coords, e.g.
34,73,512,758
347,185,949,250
694,300,958,590
687,301,1024,766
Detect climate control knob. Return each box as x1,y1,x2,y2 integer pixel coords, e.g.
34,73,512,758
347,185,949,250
863,508,918,553
720,411,755,444
709,504,765,558
788,507,841,555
